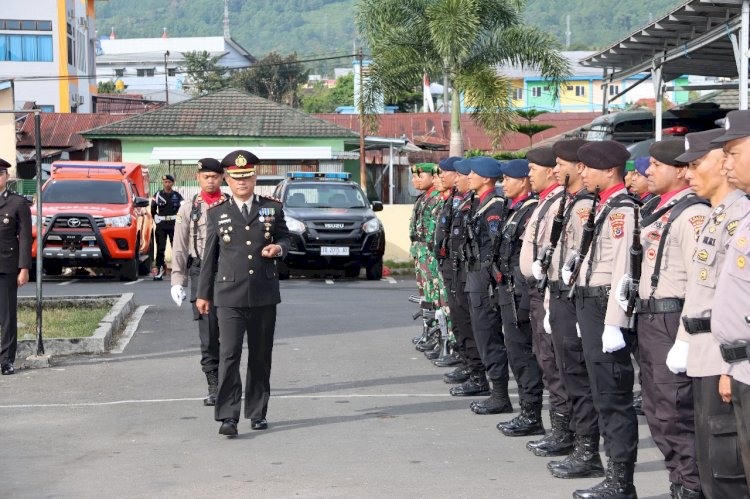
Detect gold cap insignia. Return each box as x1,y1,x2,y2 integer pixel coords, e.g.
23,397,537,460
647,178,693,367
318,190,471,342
235,154,248,167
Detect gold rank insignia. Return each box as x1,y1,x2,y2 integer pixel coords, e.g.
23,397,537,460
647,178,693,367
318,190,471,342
716,212,726,223
697,249,709,262
739,236,748,248
709,226,716,233
739,255,746,269
699,268,708,281
728,220,739,237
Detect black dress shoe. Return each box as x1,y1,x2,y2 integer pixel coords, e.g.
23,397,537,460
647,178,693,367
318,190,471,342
219,418,238,436
251,418,268,430
1,363,15,375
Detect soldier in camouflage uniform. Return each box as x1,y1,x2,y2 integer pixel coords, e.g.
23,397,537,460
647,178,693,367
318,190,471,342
409,164,430,295
414,163,441,306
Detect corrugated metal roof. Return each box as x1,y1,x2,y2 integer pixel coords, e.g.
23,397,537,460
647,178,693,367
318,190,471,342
16,113,130,150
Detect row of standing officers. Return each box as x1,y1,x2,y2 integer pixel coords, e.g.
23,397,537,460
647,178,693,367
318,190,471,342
409,111,750,499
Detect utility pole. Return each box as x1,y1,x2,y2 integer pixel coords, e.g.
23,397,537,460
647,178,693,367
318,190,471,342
164,50,170,105
565,15,571,50
357,47,366,193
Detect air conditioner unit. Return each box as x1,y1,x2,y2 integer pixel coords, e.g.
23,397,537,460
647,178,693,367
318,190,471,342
78,95,85,105
67,9,75,20
78,17,88,28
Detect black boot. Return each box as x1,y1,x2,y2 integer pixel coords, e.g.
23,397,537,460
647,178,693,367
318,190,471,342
676,485,702,499
529,410,575,456
443,365,471,384
573,460,636,499
449,371,490,396
433,349,462,367
416,338,438,352
470,378,513,414
204,369,218,406
497,402,545,436
548,433,605,478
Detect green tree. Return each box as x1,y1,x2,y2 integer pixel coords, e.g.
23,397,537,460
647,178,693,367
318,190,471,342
183,50,228,96
356,0,570,155
97,80,119,94
514,108,555,147
301,73,356,113
230,52,309,107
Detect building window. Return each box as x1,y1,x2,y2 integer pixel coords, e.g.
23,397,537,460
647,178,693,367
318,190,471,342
39,105,54,112
609,85,620,96
4,20,21,30
0,19,52,31
37,21,52,31
0,34,53,62
114,68,124,77
137,68,155,77
76,31,85,71
167,68,176,77
531,87,542,98
566,85,573,91
66,23,74,66
513,87,523,100
575,85,586,97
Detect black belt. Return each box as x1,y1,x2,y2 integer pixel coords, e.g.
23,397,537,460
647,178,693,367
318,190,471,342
682,316,711,334
635,298,684,314
578,285,610,299
720,342,750,364
548,280,571,295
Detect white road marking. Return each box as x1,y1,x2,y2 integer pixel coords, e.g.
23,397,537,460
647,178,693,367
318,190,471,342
109,305,151,354
57,279,78,286
123,278,145,286
383,276,397,284
325,279,334,285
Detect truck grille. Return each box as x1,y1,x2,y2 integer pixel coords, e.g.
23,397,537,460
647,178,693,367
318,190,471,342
51,216,105,230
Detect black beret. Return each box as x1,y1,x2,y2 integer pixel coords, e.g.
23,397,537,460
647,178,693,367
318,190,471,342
649,138,687,167
222,149,260,178
553,138,589,163
578,140,630,170
197,158,223,174
0,158,10,171
162,174,175,182
525,146,556,167
438,156,462,172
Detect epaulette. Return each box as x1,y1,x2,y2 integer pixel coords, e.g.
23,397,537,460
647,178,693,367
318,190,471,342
206,194,227,209
260,194,282,204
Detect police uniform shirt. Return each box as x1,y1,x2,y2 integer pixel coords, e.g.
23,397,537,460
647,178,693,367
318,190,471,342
434,190,457,261
464,190,507,292
448,192,474,272
712,210,750,386
551,190,591,284
677,190,749,378
519,185,564,279
577,186,635,328
638,188,710,300
152,189,184,218
0,189,32,274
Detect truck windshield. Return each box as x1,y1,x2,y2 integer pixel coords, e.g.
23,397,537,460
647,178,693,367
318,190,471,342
284,184,368,208
42,180,129,204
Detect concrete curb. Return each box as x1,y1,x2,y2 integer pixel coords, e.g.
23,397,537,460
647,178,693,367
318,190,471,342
17,293,135,360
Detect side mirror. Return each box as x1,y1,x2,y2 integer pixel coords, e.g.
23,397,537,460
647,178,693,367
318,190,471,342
134,196,150,208
371,201,383,212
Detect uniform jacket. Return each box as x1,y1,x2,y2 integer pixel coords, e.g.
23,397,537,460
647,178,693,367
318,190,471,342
197,195,290,308
519,185,565,280
0,190,32,274
151,189,184,219
551,189,594,285
677,190,749,378
465,190,508,292
447,191,474,282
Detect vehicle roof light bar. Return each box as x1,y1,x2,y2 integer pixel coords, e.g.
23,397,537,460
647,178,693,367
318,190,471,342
286,172,351,180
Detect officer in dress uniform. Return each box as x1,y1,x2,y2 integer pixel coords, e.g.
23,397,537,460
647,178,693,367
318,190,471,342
170,158,227,406
564,140,639,499
672,129,750,499
519,148,572,457
151,174,184,280
625,139,711,498
492,159,546,437
196,150,290,437
710,110,750,490
0,159,31,375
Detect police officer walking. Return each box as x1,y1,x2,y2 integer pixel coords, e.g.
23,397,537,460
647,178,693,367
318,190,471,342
151,174,184,280
196,150,290,437
170,158,227,406
0,159,31,375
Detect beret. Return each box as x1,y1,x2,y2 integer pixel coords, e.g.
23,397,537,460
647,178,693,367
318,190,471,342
438,156,462,172
197,158,223,174
634,156,650,176
162,174,175,182
675,128,724,163
649,139,687,167
469,156,503,178
454,158,472,175
712,110,750,144
222,150,260,178
0,158,10,170
553,138,589,162
578,140,630,170
525,146,556,167
499,159,530,179
414,162,438,175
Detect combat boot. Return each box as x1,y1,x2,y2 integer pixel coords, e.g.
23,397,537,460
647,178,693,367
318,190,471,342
449,371,490,396
153,265,165,281
424,343,441,360
548,433,605,478
433,350,462,367
204,369,218,406
676,485,702,499
415,338,438,352
528,410,575,456
443,365,471,384
573,459,636,499
470,377,513,414
496,402,545,436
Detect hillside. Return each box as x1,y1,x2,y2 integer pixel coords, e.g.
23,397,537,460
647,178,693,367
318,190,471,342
96,0,682,72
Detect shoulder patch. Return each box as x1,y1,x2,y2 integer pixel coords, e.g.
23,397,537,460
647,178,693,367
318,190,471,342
209,195,228,210
576,207,590,222
609,212,625,239
688,215,706,241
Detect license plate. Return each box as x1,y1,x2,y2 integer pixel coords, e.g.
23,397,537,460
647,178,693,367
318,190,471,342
321,246,349,256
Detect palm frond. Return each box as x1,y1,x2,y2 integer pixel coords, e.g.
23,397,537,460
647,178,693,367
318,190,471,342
454,64,516,147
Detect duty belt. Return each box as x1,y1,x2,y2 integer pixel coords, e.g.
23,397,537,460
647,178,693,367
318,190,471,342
156,215,177,223
682,316,711,334
635,298,684,315
577,285,610,299
548,280,571,295
720,342,750,364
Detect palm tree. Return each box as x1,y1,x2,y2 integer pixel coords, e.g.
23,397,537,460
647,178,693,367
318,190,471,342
514,108,555,147
356,0,570,156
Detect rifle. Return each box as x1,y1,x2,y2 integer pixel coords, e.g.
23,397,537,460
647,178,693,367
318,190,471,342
626,205,642,328
438,187,456,265
537,174,570,292
566,186,600,299
488,197,511,302
463,192,479,272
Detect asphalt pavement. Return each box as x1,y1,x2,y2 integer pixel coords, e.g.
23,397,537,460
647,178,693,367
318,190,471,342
2,275,670,498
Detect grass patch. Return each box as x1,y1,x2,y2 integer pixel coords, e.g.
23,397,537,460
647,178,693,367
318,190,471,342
384,259,414,269
17,304,110,339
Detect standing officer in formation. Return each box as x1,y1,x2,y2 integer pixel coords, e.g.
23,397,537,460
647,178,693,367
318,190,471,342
0,159,31,376
170,158,227,406
630,157,654,204
196,150,290,437
151,174,184,280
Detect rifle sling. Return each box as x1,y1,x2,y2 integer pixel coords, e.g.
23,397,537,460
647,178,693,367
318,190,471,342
532,190,565,261
584,193,637,287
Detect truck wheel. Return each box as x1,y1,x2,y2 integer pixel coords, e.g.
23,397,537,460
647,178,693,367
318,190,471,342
138,233,154,276
119,257,138,282
344,264,361,278
277,260,290,280
43,262,63,276
365,258,383,281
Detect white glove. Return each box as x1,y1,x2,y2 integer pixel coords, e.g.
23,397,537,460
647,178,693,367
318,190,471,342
561,252,578,285
543,310,552,334
576,323,581,338
615,274,632,312
170,285,186,307
602,324,626,353
154,215,163,224
666,340,690,374
531,259,545,280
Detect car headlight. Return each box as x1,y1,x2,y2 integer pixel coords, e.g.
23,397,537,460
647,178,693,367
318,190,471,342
31,215,49,226
285,216,306,233
104,214,132,227
363,217,381,234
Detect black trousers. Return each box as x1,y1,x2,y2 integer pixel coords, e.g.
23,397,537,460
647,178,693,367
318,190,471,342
637,312,699,490
154,221,175,268
731,378,750,493
529,287,568,414
444,271,483,372
468,291,508,381
215,305,276,422
189,261,220,373
693,375,749,499
0,273,17,365
498,284,543,406
549,290,598,436
576,295,638,464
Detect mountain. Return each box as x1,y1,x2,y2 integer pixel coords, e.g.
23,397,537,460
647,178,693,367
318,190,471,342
95,0,682,73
